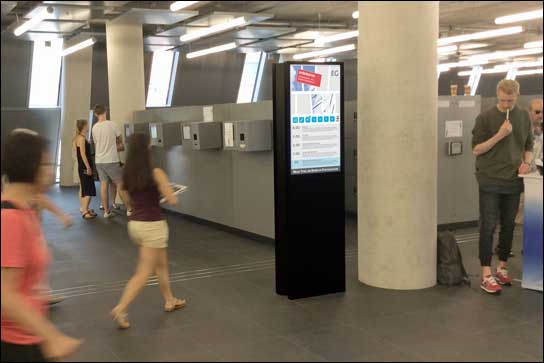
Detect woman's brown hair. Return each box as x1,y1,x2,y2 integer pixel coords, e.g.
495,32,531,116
122,133,154,193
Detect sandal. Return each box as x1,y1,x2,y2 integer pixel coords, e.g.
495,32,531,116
164,298,186,312
111,309,130,329
81,211,96,220
47,295,65,306
88,209,98,217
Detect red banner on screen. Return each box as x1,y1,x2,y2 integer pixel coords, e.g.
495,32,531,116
296,69,322,87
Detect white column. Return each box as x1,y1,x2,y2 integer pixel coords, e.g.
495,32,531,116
105,18,146,130
59,42,93,186
357,1,439,289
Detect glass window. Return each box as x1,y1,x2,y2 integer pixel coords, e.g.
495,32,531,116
29,39,63,108
237,52,266,103
146,50,178,108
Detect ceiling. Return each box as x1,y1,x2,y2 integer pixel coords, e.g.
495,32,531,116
1,1,542,66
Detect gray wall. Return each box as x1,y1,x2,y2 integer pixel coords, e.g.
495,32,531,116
1,36,32,108
343,59,357,101
90,42,110,110
1,37,61,170
1,108,62,164
169,52,245,107
134,101,275,238
344,101,357,213
256,56,276,102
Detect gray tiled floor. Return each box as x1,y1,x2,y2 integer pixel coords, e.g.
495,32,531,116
39,186,543,362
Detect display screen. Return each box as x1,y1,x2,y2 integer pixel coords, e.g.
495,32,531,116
289,64,341,175
151,125,158,139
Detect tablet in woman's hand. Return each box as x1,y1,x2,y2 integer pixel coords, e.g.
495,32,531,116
160,184,188,203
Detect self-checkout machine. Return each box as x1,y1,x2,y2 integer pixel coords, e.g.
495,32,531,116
273,62,345,299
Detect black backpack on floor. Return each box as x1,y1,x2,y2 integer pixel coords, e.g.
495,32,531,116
437,230,470,286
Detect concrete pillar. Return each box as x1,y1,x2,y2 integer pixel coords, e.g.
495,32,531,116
105,18,145,134
357,2,438,289
59,41,93,186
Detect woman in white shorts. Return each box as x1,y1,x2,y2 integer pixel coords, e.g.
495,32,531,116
110,133,185,329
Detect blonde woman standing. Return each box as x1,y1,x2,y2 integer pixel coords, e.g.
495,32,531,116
72,120,96,219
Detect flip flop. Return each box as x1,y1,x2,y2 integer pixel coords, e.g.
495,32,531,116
164,298,186,312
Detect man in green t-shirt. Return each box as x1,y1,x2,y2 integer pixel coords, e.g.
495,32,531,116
471,79,533,295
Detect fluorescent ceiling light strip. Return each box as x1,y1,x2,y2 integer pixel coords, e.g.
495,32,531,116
309,58,337,63
458,61,543,76
314,30,358,45
515,68,543,76
14,7,50,36
459,43,488,50
186,42,237,59
293,44,355,60
437,45,458,54
352,11,359,19
469,47,542,61
180,17,246,42
439,59,489,69
437,26,523,46
504,59,543,68
495,9,543,24
459,68,508,76
61,37,96,56
170,1,199,11
524,40,543,49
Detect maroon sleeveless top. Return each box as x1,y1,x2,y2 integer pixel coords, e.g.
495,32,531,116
128,184,163,222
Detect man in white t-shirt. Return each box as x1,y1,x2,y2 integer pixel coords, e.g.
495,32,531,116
92,104,132,218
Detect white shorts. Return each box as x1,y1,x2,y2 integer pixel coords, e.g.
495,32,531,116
128,220,169,249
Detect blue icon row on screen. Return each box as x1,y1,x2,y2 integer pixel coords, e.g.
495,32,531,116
293,116,337,123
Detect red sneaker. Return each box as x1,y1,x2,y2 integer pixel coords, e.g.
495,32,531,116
496,268,513,286
481,275,502,294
